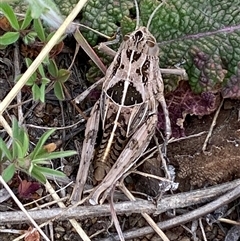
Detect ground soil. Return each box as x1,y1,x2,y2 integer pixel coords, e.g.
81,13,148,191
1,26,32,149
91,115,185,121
1,43,240,241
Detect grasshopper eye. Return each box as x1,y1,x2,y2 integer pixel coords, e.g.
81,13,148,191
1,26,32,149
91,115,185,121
146,35,156,47
146,40,155,47
123,35,130,41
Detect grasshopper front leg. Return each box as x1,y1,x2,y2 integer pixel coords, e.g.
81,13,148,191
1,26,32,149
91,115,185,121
155,71,172,154
74,78,105,104
158,94,171,153
71,100,100,203
89,113,158,205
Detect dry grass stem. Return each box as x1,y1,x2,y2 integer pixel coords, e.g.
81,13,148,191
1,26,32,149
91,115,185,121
202,99,224,152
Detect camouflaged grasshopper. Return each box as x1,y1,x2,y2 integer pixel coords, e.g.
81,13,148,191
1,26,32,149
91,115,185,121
71,1,174,205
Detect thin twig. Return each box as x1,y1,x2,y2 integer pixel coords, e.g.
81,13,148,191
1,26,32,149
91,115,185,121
120,184,170,241
131,170,172,183
219,218,240,226
100,184,240,241
199,218,207,241
202,99,224,152
110,185,125,241
44,181,91,241
154,135,171,179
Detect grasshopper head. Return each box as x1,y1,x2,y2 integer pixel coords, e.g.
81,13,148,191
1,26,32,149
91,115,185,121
123,26,159,56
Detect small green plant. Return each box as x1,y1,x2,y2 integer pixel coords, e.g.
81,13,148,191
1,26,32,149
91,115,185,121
47,59,71,100
0,3,63,47
0,118,77,183
23,58,50,102
22,58,70,102
0,3,70,102
0,3,33,46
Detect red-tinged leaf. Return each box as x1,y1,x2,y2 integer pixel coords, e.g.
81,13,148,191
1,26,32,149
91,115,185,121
222,63,240,99
25,226,40,241
158,81,220,138
18,180,40,199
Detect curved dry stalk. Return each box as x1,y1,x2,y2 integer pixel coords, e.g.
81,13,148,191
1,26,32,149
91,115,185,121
74,29,107,74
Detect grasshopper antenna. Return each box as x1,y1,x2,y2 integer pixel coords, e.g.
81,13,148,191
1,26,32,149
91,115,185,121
134,0,140,29
147,0,167,29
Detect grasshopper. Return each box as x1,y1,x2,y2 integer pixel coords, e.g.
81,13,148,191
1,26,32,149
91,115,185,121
71,1,174,205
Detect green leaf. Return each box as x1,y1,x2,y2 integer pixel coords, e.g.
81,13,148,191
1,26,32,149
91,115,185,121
26,0,45,19
30,129,56,159
26,0,64,29
27,161,34,174
46,31,55,42
39,83,46,102
31,160,50,165
48,59,58,77
0,138,12,160
32,165,66,177
33,18,46,42
0,32,20,45
54,81,65,100
0,45,7,50
82,0,240,95
25,57,33,67
0,3,19,30
138,0,240,93
32,150,77,164
32,84,41,101
42,55,50,65
18,127,29,158
80,0,134,45
120,16,136,36
26,72,37,86
38,63,45,77
20,7,33,30
54,0,77,16
30,166,46,183
57,69,71,83
0,147,2,161
41,77,50,85
12,118,20,159
14,140,25,159
22,31,37,45
2,163,15,182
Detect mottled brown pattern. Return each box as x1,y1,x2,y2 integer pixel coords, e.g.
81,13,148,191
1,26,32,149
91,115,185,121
177,145,240,187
